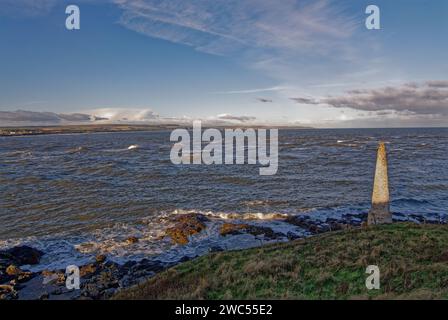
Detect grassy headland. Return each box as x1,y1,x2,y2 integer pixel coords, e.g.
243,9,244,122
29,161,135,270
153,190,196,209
114,223,448,300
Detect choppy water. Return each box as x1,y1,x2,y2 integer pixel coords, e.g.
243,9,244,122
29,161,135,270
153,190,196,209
0,128,447,270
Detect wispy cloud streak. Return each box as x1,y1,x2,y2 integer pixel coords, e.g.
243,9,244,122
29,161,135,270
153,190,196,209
114,0,360,57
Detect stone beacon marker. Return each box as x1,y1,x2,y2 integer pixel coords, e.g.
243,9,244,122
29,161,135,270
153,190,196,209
368,142,392,225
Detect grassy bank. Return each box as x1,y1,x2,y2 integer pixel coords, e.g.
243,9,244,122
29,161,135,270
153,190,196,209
114,223,448,300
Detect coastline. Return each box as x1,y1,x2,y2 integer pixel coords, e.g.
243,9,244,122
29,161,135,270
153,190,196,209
0,124,313,137
114,222,448,300
0,124,184,137
1,210,445,300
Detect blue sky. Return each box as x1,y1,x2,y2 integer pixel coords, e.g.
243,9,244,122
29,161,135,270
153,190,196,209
0,0,447,127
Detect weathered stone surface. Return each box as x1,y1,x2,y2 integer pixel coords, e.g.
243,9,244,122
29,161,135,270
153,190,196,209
165,214,208,245
368,142,392,225
220,223,249,236
95,254,107,264
219,223,282,239
0,284,18,300
6,265,22,276
16,271,34,283
126,236,139,244
80,264,97,277
41,270,65,285
285,213,365,235
285,216,329,234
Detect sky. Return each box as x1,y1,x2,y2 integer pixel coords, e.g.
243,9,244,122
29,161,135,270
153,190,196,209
0,0,447,127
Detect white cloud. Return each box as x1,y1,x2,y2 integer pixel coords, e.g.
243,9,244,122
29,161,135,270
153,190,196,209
215,113,256,122
88,108,159,122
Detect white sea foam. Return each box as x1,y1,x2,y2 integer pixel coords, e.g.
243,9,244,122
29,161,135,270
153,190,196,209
169,208,290,220
0,209,304,271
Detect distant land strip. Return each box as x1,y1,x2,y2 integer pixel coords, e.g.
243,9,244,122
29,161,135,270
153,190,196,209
0,124,313,137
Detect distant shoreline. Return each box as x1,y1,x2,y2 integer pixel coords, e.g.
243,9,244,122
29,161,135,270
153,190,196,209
0,124,313,137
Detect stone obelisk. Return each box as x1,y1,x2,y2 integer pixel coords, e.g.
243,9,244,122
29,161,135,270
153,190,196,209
368,142,392,225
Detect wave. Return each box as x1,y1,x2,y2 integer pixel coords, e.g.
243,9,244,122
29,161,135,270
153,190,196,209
66,146,88,154
392,198,429,205
0,208,297,271
169,208,290,220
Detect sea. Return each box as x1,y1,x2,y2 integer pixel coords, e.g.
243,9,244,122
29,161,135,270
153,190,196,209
1,127,447,271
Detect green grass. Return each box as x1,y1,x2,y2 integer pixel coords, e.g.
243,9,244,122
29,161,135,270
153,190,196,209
113,223,448,300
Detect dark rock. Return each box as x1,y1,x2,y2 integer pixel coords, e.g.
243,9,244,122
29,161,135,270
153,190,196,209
165,214,208,245
287,217,314,233
0,284,18,300
285,216,328,234
285,215,360,235
324,219,349,232
126,236,139,244
286,232,302,240
39,292,49,300
0,271,13,285
79,261,124,299
220,223,283,240
16,271,35,283
41,270,65,285
3,246,44,266
80,264,97,278
50,287,64,295
102,288,118,299
132,259,166,273
245,225,283,239
220,223,249,236
179,256,192,263
95,254,107,264
82,283,100,299
0,253,16,271
209,246,224,253
122,260,137,269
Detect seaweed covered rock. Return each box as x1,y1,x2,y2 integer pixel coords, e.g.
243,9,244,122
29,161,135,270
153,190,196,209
41,270,66,285
6,265,22,276
165,214,208,245
220,223,249,236
0,284,17,300
126,236,139,244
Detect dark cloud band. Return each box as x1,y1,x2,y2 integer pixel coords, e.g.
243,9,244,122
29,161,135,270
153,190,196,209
291,80,448,115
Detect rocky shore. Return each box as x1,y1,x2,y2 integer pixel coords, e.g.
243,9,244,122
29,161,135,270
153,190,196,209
1,211,444,300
